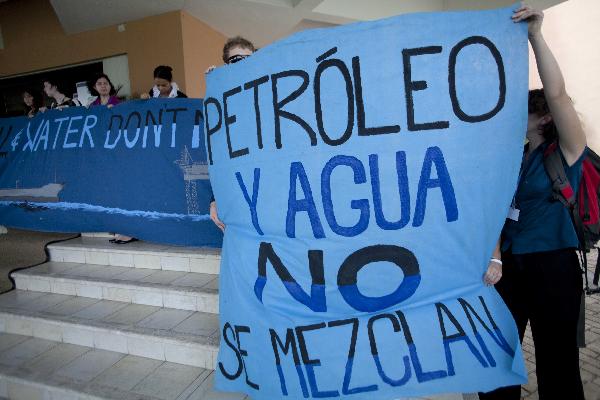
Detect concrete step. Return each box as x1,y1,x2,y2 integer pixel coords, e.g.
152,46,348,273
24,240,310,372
12,262,219,313
0,298,474,400
81,232,115,238
0,332,247,400
0,290,219,369
48,237,221,275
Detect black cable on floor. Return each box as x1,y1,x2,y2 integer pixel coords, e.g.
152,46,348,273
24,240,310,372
1,232,81,295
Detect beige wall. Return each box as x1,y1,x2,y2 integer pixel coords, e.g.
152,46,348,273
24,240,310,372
528,0,600,151
0,0,225,98
181,11,226,98
5,0,594,118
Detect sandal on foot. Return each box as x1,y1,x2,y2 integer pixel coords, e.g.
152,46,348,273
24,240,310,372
113,238,138,245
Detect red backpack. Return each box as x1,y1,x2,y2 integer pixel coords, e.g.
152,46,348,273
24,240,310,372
543,141,600,294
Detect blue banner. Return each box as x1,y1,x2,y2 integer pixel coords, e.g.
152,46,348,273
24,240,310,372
206,5,528,399
0,99,222,247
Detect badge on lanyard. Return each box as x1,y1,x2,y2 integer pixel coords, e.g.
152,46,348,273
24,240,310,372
507,150,529,222
508,206,520,221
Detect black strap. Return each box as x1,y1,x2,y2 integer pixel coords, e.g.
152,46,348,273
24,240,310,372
544,143,577,207
543,142,597,294
595,249,600,287
568,206,594,293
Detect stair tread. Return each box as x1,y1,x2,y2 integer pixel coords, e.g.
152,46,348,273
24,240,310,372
0,333,246,400
13,262,219,294
48,237,221,257
47,238,221,274
0,290,220,347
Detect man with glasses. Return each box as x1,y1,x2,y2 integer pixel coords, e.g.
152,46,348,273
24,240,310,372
206,36,256,231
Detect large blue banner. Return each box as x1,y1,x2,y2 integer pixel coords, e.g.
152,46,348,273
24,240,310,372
207,5,528,399
0,99,222,247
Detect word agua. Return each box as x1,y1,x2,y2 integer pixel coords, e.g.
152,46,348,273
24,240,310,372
236,146,458,239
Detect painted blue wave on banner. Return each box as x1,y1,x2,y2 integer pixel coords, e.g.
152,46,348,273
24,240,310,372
0,98,222,247
206,4,528,399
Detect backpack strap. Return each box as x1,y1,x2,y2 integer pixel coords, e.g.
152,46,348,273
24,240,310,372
543,141,577,208
542,141,586,247
542,141,596,294
595,248,600,288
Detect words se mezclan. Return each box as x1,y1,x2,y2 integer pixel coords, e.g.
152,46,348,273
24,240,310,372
219,294,515,396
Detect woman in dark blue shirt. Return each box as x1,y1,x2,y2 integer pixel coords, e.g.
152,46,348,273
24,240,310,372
481,5,587,400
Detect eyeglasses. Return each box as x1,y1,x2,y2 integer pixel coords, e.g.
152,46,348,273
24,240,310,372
227,54,249,64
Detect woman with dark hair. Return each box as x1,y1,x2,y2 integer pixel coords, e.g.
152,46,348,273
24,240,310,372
480,5,587,400
22,90,41,117
88,73,120,107
140,65,187,99
41,79,73,110
88,73,128,244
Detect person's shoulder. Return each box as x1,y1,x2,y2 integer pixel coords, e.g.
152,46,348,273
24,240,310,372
176,91,187,98
555,139,586,170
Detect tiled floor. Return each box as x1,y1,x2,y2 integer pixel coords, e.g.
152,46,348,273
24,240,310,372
519,251,600,400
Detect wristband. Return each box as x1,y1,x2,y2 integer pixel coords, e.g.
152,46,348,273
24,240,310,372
490,258,503,266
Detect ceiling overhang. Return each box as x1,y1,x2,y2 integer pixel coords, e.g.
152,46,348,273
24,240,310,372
49,0,567,47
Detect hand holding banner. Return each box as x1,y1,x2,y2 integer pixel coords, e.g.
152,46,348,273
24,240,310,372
206,5,528,399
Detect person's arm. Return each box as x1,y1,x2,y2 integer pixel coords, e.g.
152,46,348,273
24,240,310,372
484,238,502,286
207,186,224,232
513,6,586,166
210,201,225,232
140,89,154,100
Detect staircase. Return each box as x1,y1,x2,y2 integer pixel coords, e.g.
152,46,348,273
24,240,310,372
0,235,475,400
0,234,245,400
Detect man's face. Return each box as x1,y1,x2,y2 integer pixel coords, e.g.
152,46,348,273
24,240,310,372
226,46,254,64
